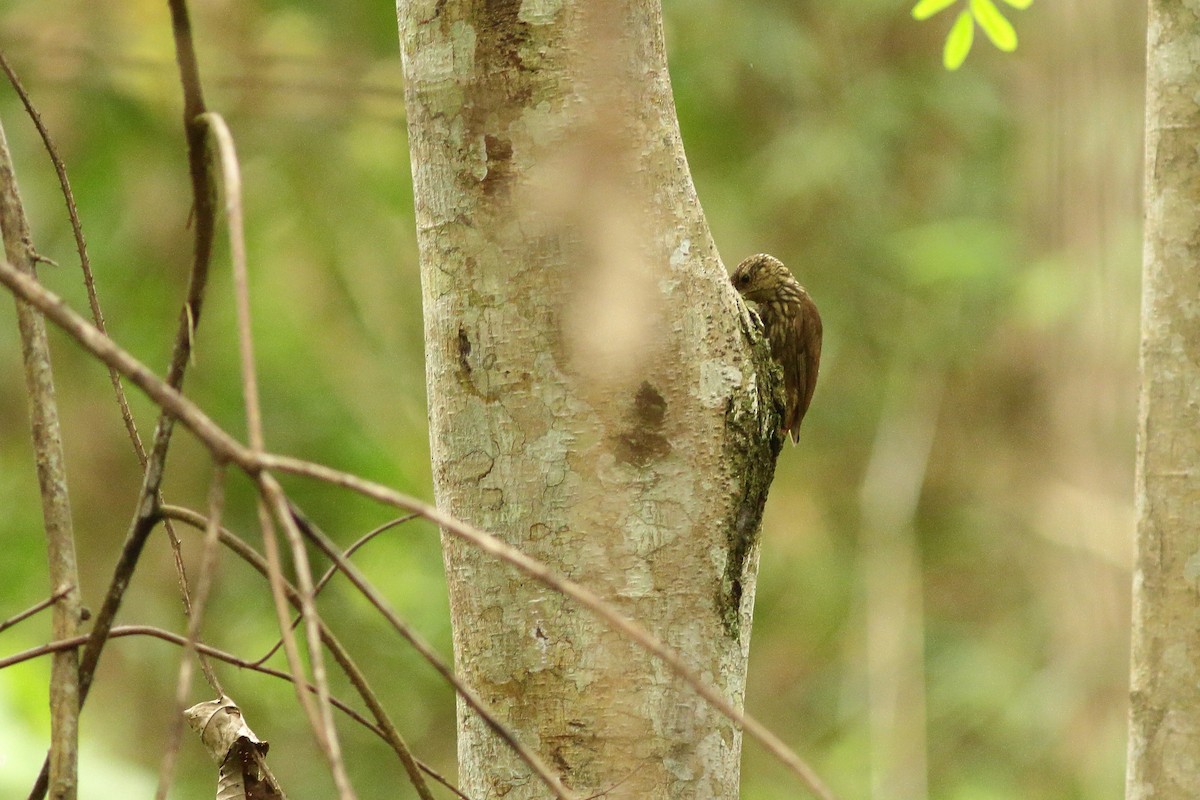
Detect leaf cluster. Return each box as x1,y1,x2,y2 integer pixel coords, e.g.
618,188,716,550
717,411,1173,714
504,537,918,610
912,0,1033,70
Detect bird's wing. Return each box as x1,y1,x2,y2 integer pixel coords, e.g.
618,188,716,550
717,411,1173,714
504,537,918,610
766,317,803,442
795,292,823,429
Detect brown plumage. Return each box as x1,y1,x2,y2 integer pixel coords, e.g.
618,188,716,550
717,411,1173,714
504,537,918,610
730,253,822,443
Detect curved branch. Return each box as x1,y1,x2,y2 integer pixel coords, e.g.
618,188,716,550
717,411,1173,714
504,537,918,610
200,109,351,798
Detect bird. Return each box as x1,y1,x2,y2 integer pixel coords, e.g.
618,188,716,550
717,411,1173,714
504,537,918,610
730,253,822,443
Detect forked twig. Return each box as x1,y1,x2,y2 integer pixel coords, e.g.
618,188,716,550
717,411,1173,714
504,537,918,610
251,513,420,667
159,505,439,800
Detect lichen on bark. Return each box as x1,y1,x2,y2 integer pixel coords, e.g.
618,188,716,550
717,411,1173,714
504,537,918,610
718,320,784,640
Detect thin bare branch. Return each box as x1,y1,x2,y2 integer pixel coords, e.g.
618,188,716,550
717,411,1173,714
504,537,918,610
149,0,221,684
1,622,468,799
165,0,218,338
0,258,837,799
261,476,356,800
0,628,355,738
200,109,353,799
318,514,421,590
155,464,227,800
252,514,419,667
199,113,260,450
0,260,245,463
0,51,144,457
159,505,439,800
255,496,331,743
0,586,73,635
0,114,82,800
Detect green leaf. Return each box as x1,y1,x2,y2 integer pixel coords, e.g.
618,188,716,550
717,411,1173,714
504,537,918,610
999,0,1033,8
971,0,1018,51
943,10,974,70
912,0,959,21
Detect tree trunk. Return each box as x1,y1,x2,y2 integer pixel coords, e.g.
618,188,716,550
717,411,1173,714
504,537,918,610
397,2,780,797
1127,3,1200,798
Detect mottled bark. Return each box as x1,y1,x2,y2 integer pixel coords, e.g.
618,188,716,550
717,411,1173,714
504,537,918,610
398,1,779,797
1127,3,1200,799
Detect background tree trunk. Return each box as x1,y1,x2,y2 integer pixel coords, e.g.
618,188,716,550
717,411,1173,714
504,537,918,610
398,1,779,796
1127,3,1200,798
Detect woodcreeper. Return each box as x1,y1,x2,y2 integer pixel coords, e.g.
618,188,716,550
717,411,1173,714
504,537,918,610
731,253,823,443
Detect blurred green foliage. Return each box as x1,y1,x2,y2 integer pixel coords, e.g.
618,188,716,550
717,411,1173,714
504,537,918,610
0,1,1140,798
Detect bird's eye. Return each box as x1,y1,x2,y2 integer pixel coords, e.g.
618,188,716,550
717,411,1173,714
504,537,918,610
737,274,749,285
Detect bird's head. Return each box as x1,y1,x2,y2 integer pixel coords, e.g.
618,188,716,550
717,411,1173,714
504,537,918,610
730,253,791,303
